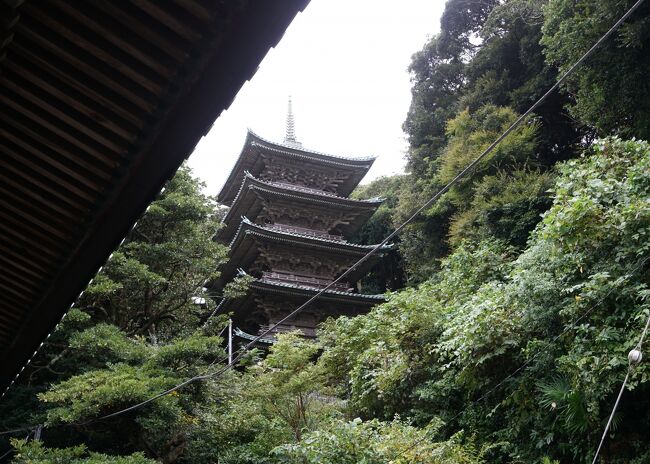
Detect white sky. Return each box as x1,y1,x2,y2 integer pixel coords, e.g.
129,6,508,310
187,0,446,196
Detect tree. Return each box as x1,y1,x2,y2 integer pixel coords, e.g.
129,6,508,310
318,138,650,463
542,0,650,140
204,334,342,463
396,104,542,281
272,418,484,464
0,166,232,463
80,166,228,340
11,439,155,464
351,175,407,292
398,0,584,278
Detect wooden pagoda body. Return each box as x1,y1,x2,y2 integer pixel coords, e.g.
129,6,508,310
214,130,387,339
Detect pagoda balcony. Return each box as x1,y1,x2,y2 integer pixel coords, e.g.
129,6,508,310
269,223,345,241
261,271,353,292
269,181,339,197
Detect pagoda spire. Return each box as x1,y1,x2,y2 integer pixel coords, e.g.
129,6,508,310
283,96,302,147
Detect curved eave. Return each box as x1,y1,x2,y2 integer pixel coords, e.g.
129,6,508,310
234,327,275,344
215,219,388,287
217,173,383,242
217,277,385,316
246,219,387,249
247,130,376,164
250,278,386,303
217,130,376,205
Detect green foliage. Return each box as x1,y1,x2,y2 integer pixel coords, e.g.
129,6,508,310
449,169,555,247
438,105,539,203
318,239,515,420
541,0,650,139
0,166,232,463
222,274,255,299
80,166,228,340
537,377,588,435
351,175,407,291
11,439,155,463
209,334,343,463
318,138,650,463
273,418,484,464
397,0,600,278
396,104,542,280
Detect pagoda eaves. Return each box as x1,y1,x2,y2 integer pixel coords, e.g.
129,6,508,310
217,172,383,243
214,125,386,340
217,274,385,338
217,130,376,205
214,218,390,288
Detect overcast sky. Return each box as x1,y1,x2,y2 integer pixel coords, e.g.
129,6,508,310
187,0,446,196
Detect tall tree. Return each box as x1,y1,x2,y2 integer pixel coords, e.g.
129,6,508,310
542,0,650,139
0,166,231,463
398,0,584,279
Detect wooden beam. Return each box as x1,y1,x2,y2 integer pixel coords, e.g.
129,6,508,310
25,3,170,95
49,0,178,78
16,21,158,111
12,40,146,126
130,0,204,42
0,154,91,214
0,112,117,181
2,73,131,154
1,90,124,166
90,0,189,62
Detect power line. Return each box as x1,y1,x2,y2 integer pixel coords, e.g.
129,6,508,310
0,0,646,441
590,307,649,464
452,255,649,417
386,255,649,462
198,0,649,387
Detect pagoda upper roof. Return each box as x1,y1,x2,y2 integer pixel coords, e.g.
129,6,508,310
217,130,377,205
217,172,383,242
214,218,389,288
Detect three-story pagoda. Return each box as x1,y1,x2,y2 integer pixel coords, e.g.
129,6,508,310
214,103,387,340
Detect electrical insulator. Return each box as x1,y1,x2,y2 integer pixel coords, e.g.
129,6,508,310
628,349,643,364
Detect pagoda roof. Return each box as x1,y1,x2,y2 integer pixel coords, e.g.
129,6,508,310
234,327,275,345
217,172,383,242
216,275,385,319
217,130,377,205
249,277,386,302
215,218,389,287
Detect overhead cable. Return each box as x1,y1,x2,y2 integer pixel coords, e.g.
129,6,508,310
0,0,646,439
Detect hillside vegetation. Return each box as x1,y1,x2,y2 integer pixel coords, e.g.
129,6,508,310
2,1,649,463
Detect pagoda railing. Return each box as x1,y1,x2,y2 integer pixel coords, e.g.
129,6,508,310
261,271,353,292
270,181,339,197
270,223,345,242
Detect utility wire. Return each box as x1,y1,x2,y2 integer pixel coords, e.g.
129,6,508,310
0,449,13,462
386,255,649,462
451,255,649,418
590,307,650,464
0,0,645,439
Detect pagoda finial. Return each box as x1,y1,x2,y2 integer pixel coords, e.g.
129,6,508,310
284,96,302,147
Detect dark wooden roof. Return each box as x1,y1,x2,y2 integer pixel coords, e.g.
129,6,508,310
214,218,388,287
217,172,383,242
0,0,309,394
217,275,385,326
217,130,377,205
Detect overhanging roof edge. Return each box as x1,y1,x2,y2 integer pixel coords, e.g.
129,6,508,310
0,0,310,394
